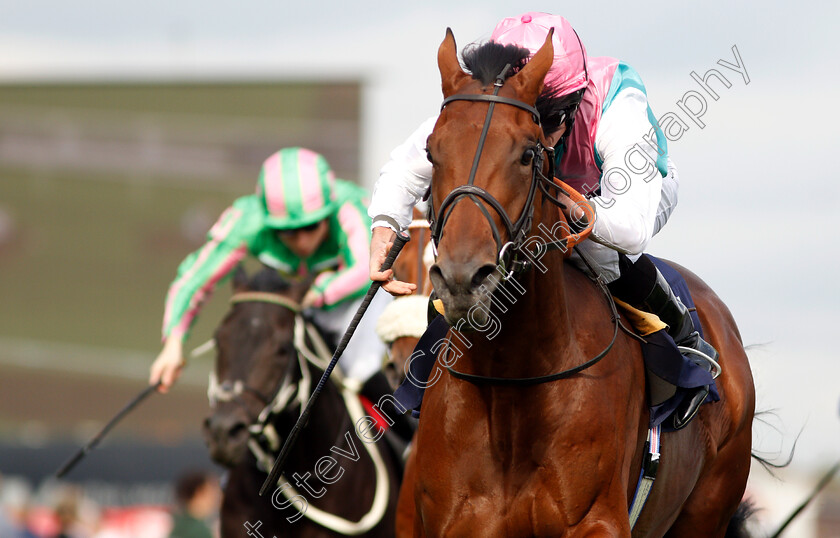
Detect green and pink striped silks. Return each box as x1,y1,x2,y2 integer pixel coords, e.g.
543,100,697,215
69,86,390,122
162,187,371,342
257,147,338,230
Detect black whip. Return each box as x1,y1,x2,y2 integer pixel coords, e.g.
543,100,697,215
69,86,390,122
55,381,162,478
259,233,409,496
770,459,839,537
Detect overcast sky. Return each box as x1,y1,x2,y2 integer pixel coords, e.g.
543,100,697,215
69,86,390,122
2,0,839,474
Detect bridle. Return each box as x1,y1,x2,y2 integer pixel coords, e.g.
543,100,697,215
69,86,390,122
428,64,569,279
208,291,393,534
208,292,311,459
425,64,636,386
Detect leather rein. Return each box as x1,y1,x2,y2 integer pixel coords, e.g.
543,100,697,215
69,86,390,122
444,246,623,386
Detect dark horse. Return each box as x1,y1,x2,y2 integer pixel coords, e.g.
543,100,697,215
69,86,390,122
398,30,755,536
203,267,401,537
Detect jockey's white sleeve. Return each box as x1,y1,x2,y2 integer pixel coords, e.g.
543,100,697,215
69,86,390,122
590,87,666,255
368,116,437,232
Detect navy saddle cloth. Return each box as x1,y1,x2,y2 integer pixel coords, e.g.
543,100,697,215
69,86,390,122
394,255,719,430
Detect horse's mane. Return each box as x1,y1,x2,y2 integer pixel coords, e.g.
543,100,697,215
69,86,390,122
461,42,531,85
247,266,293,294
462,41,582,136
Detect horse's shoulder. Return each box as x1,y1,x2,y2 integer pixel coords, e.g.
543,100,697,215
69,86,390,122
560,260,611,307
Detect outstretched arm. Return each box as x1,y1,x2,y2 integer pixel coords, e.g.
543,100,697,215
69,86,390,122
151,202,252,392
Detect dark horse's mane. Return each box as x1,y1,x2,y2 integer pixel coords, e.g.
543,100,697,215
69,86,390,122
237,265,293,294
461,41,582,136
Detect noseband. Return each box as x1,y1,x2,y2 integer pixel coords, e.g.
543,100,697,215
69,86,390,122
428,64,564,278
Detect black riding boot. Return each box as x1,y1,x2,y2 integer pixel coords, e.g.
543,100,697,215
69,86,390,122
609,255,719,430
639,268,719,430
360,372,417,443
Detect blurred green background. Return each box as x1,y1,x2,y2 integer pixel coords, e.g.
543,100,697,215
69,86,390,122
0,81,361,442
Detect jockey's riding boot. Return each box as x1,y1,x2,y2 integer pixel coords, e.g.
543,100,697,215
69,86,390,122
360,372,417,443
640,268,719,430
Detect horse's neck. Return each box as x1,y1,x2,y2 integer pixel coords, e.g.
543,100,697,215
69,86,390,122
459,227,575,379
274,370,349,471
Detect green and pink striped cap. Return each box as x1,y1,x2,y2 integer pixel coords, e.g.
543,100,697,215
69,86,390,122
256,147,338,229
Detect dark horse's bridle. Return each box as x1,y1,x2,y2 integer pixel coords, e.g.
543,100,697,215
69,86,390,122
428,65,632,386
207,292,307,457
211,291,392,533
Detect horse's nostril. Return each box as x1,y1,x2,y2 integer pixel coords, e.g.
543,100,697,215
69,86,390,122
471,264,496,289
429,264,446,292
431,262,497,296
229,422,248,439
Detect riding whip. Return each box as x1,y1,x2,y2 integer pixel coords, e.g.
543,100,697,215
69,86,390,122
770,458,840,537
259,232,409,496
55,381,162,478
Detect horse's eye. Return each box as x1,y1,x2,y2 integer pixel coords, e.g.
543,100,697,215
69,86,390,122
521,148,536,165
425,147,434,163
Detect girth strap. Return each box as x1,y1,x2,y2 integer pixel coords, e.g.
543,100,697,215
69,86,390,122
629,425,662,528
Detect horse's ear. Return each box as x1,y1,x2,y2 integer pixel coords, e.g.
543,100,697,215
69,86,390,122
232,264,248,291
510,28,555,105
438,28,469,97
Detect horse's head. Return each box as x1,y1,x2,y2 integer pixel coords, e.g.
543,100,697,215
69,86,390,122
202,266,309,468
427,29,556,325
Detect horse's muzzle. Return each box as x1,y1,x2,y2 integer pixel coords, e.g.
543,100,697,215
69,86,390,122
429,261,498,327
203,410,250,468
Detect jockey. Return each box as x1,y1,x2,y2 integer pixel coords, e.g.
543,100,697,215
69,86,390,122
149,147,405,432
368,13,717,429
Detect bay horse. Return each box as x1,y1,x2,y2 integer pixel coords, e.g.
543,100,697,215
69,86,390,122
202,267,401,537
398,30,755,536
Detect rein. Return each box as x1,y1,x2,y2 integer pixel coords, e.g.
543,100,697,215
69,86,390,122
444,246,621,386
230,291,301,312
428,68,617,385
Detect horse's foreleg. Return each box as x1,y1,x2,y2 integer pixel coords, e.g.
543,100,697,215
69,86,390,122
570,500,633,537
395,448,419,537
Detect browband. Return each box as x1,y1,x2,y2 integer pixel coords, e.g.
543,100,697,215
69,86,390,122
441,94,540,124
